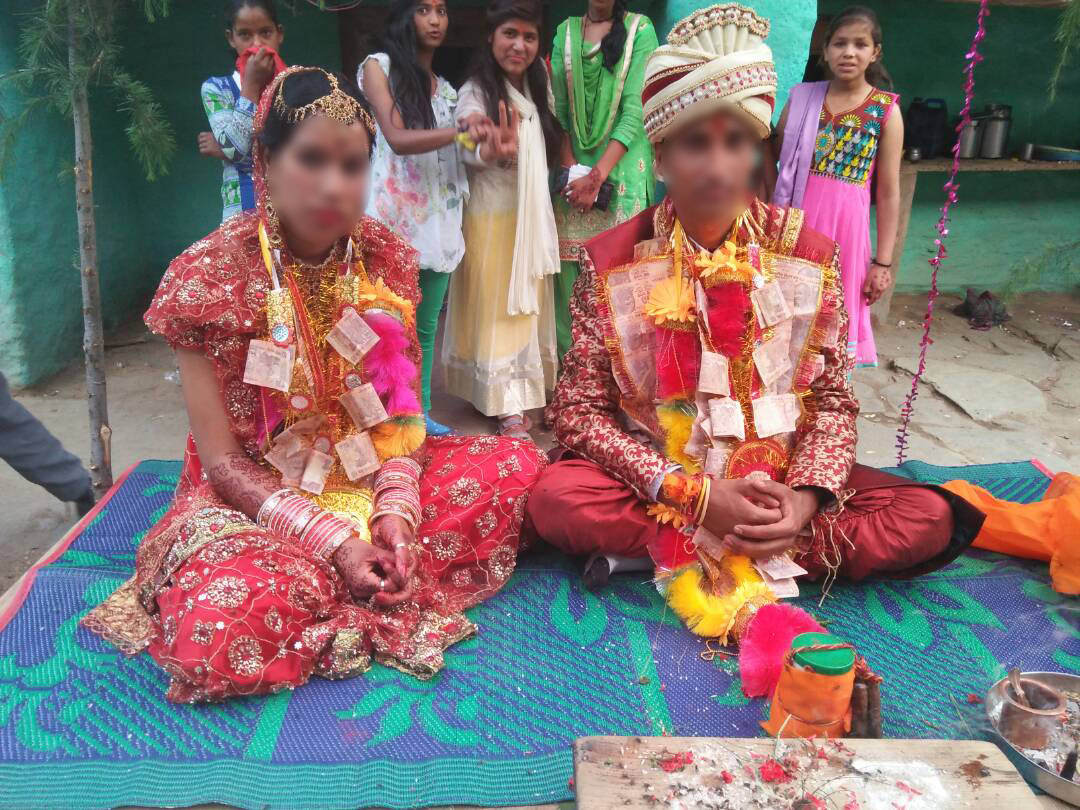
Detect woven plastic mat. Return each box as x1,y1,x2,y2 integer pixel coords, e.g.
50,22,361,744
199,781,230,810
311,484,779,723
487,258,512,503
0,459,1069,809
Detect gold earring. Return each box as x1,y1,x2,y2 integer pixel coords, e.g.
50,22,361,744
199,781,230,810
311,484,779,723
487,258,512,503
264,197,283,247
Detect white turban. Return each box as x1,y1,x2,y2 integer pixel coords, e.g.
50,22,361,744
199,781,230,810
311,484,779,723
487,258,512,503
642,3,778,142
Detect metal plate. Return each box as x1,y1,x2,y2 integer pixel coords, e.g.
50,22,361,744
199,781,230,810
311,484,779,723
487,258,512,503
986,671,1080,807
1033,145,1080,162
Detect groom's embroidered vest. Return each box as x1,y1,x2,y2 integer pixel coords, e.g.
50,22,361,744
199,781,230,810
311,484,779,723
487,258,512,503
583,199,842,481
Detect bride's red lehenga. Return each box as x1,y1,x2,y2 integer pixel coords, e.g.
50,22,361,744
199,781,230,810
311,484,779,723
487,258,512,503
83,69,546,703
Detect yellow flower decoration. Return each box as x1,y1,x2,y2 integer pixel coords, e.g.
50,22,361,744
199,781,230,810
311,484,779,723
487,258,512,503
666,556,776,641
647,502,688,530
357,277,415,326
694,241,756,285
645,276,696,325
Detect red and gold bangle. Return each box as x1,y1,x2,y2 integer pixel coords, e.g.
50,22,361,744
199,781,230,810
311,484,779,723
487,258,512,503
371,487,421,530
376,489,420,514
259,490,355,558
297,511,354,559
376,457,422,485
372,458,422,530
258,489,320,544
268,495,319,539
370,506,419,530
256,489,290,526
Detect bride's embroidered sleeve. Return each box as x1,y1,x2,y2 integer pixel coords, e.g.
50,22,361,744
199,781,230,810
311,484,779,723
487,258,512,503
546,250,671,499
143,217,267,445
144,221,265,354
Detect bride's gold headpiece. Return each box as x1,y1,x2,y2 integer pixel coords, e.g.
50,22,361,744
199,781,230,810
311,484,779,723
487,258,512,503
273,67,376,137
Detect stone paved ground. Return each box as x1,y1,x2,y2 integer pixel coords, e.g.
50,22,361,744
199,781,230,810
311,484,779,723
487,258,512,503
2,292,1077,596
854,292,1078,472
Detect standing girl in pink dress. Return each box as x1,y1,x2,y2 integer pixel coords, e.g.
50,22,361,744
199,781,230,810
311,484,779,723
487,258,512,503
771,5,903,368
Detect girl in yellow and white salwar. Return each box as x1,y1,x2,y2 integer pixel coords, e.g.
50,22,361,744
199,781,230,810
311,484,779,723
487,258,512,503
442,0,562,440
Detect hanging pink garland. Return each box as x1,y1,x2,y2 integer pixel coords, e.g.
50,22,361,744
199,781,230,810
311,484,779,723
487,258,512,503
894,0,990,464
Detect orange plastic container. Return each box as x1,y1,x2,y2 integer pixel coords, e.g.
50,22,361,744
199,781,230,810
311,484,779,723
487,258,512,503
761,632,855,738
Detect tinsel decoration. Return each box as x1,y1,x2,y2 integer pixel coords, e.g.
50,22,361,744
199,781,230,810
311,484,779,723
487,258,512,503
895,0,990,464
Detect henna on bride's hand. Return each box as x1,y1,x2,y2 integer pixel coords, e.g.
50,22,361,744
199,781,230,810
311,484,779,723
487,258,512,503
332,537,402,600
206,451,280,519
332,539,364,571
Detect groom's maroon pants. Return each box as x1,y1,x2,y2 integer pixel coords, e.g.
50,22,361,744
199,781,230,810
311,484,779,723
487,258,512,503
526,457,984,581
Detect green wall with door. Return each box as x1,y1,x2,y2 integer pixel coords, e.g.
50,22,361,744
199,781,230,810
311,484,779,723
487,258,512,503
0,0,1076,386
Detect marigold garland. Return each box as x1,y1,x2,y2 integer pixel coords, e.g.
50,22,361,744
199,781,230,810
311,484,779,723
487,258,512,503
660,471,702,510
647,502,689,530
694,240,757,285
645,276,696,325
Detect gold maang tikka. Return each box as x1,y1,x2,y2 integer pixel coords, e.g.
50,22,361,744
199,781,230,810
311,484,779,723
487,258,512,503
273,68,376,137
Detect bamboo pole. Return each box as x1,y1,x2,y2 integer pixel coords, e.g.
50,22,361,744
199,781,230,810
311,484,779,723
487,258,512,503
68,0,113,493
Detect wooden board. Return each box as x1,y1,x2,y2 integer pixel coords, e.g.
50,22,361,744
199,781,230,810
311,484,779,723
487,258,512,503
902,158,1080,173
942,1,1070,8
574,736,1042,809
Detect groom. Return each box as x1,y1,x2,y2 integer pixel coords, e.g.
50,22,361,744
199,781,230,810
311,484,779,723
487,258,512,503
528,3,982,589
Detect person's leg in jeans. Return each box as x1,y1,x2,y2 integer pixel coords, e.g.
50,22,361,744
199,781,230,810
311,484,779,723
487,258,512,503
0,372,94,514
417,268,454,436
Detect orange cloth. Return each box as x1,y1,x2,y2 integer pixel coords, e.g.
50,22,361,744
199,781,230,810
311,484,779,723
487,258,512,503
942,473,1080,595
235,46,287,79
762,661,854,738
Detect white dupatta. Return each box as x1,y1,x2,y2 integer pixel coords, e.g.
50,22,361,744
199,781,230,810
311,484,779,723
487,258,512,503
504,79,560,316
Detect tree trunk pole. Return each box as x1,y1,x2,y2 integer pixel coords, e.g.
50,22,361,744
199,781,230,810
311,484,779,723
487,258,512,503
68,1,112,493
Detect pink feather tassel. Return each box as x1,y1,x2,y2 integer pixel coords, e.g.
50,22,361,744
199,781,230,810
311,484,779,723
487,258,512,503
738,603,825,698
362,312,421,416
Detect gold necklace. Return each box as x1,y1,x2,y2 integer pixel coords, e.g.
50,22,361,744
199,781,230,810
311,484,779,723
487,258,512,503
284,239,345,277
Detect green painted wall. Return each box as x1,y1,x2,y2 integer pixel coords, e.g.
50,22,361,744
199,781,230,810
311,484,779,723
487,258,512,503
0,6,146,384
819,0,1080,294
126,2,340,274
0,17,19,382
0,1,338,386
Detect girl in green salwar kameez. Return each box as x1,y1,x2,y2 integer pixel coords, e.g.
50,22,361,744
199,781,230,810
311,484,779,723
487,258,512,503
551,0,658,358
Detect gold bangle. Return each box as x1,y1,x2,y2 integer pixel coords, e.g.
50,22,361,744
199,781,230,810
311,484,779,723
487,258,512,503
693,476,711,525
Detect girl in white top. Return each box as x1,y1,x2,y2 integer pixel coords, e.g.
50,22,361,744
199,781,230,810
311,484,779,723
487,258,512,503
359,0,470,437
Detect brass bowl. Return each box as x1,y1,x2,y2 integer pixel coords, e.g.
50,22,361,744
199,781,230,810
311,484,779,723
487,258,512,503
986,671,1079,807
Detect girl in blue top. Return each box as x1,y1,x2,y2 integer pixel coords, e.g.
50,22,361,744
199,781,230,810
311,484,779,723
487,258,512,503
198,0,285,222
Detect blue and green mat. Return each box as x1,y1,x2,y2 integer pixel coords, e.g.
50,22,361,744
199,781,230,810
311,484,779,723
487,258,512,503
0,459,1073,809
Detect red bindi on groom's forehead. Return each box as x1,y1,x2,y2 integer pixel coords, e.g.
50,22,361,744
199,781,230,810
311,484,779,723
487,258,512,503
709,116,729,136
